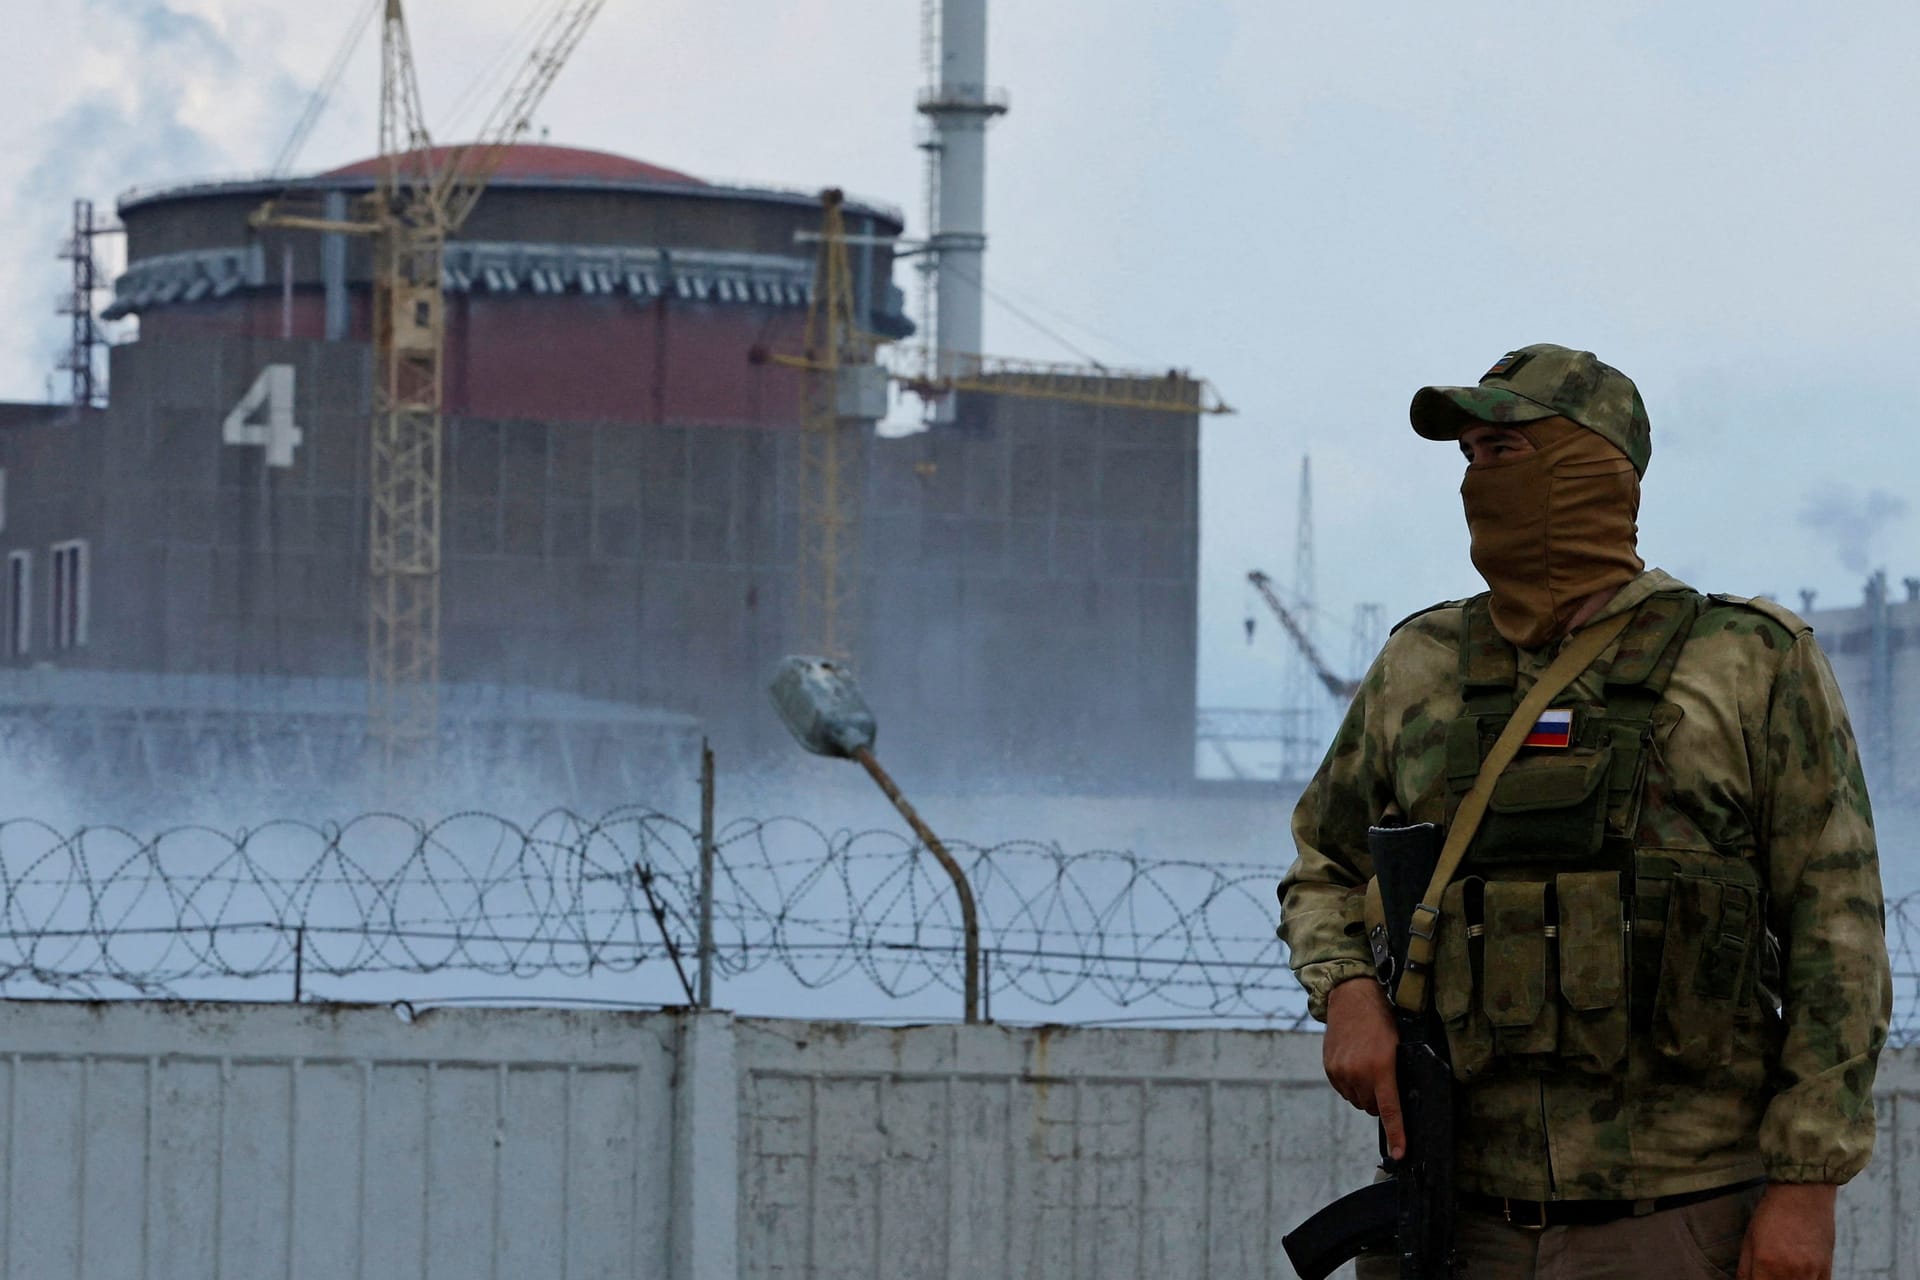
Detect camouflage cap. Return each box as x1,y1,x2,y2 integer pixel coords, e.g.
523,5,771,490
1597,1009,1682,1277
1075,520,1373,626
1409,343,1652,476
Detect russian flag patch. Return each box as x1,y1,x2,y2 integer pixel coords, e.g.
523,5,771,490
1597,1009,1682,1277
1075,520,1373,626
1483,350,1531,380
1523,708,1575,749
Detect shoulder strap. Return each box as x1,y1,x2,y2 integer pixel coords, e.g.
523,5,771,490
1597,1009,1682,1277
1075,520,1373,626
1393,608,1635,1015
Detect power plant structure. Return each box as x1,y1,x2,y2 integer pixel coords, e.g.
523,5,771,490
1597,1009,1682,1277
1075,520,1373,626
1805,572,1920,811
0,138,1207,812
0,0,1224,815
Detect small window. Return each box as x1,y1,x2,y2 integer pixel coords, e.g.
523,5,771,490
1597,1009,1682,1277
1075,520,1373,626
49,539,87,652
6,551,28,659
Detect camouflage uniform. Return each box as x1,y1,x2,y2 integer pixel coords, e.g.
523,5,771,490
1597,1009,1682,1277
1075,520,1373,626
1281,345,1891,1204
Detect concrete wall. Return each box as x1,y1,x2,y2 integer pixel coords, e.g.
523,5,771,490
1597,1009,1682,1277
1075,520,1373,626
0,409,105,663
8,327,1204,794
89,335,371,679
0,1001,1910,1279
0,1001,685,1280
864,392,1200,790
734,1019,1372,1280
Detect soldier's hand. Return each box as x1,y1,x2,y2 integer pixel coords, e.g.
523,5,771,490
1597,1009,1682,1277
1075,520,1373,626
1323,976,1405,1159
1737,1182,1835,1280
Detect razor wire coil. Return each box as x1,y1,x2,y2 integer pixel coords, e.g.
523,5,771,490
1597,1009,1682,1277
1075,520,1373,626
0,808,1912,1039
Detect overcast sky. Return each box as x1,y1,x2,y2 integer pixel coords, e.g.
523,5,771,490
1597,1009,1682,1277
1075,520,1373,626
6,0,1918,744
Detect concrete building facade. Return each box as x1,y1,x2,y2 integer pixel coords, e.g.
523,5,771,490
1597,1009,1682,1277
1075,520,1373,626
2,146,1203,806
1806,571,1920,809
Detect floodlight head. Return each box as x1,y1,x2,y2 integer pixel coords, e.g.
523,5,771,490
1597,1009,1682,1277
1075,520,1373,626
768,656,877,759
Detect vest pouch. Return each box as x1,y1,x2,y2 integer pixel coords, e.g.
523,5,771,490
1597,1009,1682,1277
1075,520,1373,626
1555,870,1628,1073
1467,746,1611,867
1653,873,1759,1071
1481,880,1557,1057
1434,877,1493,1081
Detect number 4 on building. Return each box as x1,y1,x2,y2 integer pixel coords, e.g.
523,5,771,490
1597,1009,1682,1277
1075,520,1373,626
222,364,303,468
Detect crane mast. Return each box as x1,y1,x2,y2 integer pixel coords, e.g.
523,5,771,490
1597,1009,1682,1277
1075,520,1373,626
434,3,605,230
1247,570,1360,702
257,0,606,782
795,190,876,661
757,195,1232,659
367,1,443,778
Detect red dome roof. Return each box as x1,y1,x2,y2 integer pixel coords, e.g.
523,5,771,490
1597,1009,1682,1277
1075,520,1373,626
321,143,704,186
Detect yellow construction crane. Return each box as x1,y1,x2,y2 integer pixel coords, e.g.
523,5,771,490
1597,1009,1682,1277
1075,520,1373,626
1247,569,1360,702
896,352,1232,417
770,190,888,661
253,0,606,779
759,192,1232,660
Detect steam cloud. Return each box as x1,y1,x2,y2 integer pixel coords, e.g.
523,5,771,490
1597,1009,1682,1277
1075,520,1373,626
1798,483,1909,574
6,0,306,395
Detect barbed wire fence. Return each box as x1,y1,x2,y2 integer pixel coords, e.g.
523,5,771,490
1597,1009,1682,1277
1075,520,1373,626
0,806,1913,1038
0,807,1307,1025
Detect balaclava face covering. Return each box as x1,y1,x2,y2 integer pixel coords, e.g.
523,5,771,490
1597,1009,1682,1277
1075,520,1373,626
1460,416,1643,648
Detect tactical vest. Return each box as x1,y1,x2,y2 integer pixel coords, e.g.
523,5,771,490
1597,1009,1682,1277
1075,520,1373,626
1431,589,1768,1083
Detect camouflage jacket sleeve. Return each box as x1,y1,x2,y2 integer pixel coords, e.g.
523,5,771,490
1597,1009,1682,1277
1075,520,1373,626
1755,632,1892,1184
1278,634,1419,1021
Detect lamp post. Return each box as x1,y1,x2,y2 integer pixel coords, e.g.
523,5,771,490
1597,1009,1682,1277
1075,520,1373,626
768,657,982,1023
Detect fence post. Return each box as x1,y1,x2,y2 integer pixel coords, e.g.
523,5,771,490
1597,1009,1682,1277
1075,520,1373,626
697,740,716,1010
981,947,991,1024
670,1011,739,1280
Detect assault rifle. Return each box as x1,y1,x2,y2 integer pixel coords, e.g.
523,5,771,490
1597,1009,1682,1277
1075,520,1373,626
1282,821,1456,1280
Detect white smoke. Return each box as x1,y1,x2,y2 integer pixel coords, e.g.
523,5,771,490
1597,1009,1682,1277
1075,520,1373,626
1798,483,1908,575
2,0,308,397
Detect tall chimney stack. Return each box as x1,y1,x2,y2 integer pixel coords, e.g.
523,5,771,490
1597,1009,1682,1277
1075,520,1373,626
919,0,1006,385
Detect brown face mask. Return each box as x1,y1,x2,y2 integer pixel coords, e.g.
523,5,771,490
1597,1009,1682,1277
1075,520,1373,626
1460,417,1643,648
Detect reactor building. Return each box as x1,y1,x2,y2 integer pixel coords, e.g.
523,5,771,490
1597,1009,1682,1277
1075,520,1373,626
0,142,1201,809
1804,572,1920,811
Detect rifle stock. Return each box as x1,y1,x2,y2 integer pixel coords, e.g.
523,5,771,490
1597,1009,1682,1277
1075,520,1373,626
1282,822,1456,1279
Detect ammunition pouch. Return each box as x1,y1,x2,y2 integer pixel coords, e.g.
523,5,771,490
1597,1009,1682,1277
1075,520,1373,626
1450,735,1612,867
1556,870,1629,1073
1433,879,1492,1080
1431,869,1637,1079
1633,849,1765,1071
1429,851,1764,1081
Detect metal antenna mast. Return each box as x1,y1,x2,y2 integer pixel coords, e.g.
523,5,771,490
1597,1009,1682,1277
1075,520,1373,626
57,200,111,409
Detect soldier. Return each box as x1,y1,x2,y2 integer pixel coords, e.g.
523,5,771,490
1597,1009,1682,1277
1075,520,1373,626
1279,344,1891,1279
